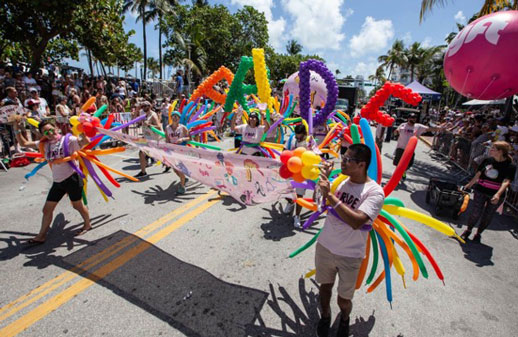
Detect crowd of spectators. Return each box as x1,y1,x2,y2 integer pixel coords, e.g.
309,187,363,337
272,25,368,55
0,63,190,159
429,106,518,172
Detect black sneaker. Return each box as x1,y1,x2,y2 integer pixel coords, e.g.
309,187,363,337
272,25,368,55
163,166,171,173
460,229,472,241
134,171,147,178
472,233,481,243
317,316,331,337
336,316,350,337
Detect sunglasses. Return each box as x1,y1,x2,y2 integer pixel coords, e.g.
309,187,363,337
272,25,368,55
43,128,56,136
341,155,360,163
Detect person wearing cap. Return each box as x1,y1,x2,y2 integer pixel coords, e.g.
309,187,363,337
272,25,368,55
134,100,162,178
24,88,49,119
230,107,270,156
393,113,439,180
164,111,191,194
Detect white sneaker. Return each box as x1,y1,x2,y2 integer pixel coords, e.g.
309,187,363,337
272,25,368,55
294,216,301,228
283,202,295,214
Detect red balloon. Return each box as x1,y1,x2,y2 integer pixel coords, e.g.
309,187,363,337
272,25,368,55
353,115,361,124
91,117,101,127
279,164,293,179
280,150,293,165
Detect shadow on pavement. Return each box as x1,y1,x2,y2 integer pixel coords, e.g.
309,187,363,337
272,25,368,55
260,202,320,241
131,181,204,205
0,213,125,267
212,192,247,212
459,240,494,267
59,230,268,337
246,278,377,336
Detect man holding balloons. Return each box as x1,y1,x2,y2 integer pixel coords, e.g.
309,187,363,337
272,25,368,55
315,144,385,337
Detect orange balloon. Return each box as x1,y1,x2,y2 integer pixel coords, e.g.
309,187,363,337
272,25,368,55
287,156,303,173
293,147,306,157
292,171,305,182
295,198,318,211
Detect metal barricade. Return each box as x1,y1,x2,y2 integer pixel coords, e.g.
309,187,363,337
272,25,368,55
430,133,518,217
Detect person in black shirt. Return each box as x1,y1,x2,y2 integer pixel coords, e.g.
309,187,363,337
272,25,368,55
462,141,516,242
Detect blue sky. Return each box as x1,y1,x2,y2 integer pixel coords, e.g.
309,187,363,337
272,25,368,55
67,0,483,78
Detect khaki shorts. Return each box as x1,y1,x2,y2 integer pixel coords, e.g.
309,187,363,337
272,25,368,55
315,243,363,300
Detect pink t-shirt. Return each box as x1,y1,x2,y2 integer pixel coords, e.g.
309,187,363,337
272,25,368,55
36,136,80,183
236,124,266,155
396,122,428,149
166,124,189,144
317,178,385,258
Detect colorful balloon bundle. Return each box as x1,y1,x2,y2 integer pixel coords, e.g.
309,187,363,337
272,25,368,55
189,66,234,104
150,99,224,151
23,108,144,203
286,117,464,304
279,147,322,182
298,59,339,129
357,81,422,127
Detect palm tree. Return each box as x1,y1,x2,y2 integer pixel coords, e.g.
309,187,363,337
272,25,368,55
415,45,445,84
378,39,406,80
147,57,160,78
163,30,207,80
123,0,152,80
405,42,425,82
420,0,518,22
335,69,341,77
369,66,386,87
146,0,178,80
286,40,302,56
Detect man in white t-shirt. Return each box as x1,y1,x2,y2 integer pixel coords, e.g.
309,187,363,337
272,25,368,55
315,143,385,337
393,113,438,179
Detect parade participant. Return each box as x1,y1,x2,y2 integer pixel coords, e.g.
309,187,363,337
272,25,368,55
13,119,91,243
231,108,270,156
462,141,516,242
315,144,385,337
393,113,438,180
283,124,308,227
164,111,191,194
134,101,162,178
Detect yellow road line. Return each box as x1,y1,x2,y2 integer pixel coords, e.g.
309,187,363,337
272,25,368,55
0,190,216,322
0,195,220,337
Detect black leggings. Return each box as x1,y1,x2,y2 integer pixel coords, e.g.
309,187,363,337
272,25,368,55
466,189,504,234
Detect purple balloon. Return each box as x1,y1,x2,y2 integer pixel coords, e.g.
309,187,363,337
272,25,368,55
90,114,146,142
302,209,324,230
63,133,85,179
290,180,316,190
299,60,338,126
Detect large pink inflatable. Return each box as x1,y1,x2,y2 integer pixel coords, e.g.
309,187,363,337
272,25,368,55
283,71,328,113
443,10,518,100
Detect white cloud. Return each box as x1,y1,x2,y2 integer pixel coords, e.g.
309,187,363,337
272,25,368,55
454,10,466,24
402,32,412,45
283,0,350,51
350,58,380,78
421,37,432,48
230,0,286,50
349,17,394,57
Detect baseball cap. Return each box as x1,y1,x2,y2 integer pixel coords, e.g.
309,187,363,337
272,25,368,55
27,99,40,106
29,88,38,93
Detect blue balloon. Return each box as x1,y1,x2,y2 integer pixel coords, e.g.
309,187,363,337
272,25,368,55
375,231,392,304
359,118,378,181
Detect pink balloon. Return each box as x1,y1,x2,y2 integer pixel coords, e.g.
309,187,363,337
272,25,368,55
283,71,328,113
444,11,518,100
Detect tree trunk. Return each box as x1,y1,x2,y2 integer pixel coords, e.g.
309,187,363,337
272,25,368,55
388,64,394,80
87,49,94,76
100,61,107,78
142,7,147,82
30,41,48,73
159,15,163,80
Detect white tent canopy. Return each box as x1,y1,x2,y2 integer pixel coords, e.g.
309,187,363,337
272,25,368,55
462,99,506,106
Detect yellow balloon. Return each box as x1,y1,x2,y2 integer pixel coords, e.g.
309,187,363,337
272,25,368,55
70,116,80,126
331,174,348,193
26,118,39,127
301,166,313,179
308,167,320,180
71,124,80,136
301,151,320,166
383,204,456,237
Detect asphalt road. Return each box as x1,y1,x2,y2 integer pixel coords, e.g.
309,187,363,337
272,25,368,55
0,134,517,337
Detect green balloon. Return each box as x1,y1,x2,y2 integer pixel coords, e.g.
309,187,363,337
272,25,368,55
289,228,322,258
366,230,379,285
384,197,405,208
351,124,361,144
